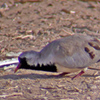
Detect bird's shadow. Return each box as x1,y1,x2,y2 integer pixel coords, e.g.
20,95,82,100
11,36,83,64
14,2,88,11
0,72,99,80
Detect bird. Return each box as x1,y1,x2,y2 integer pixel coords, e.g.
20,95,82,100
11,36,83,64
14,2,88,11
14,34,100,79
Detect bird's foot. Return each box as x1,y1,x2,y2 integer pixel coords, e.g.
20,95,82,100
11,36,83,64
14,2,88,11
71,70,85,80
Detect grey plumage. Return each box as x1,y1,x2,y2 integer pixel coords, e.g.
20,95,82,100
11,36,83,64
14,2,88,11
15,34,100,79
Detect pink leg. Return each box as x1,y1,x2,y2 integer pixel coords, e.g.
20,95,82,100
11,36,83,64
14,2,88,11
58,72,70,76
55,72,70,77
71,70,85,80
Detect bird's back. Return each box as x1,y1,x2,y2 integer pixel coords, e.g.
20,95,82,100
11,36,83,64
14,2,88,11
40,34,100,69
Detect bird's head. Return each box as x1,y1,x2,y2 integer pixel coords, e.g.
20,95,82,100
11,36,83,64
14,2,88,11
14,50,39,72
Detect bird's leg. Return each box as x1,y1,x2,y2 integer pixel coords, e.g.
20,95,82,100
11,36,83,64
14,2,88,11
55,72,70,77
71,67,88,80
71,70,84,80
58,72,70,76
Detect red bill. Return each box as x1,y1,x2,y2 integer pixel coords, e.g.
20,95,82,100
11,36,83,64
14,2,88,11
14,63,21,73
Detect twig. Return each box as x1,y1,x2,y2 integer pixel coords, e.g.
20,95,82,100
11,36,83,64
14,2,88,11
88,67,100,70
12,35,35,40
0,92,23,98
0,59,18,68
14,0,43,3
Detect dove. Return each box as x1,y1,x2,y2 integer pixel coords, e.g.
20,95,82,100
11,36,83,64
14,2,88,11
14,34,100,79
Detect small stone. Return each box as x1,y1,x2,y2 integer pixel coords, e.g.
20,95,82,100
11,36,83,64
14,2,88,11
70,11,75,14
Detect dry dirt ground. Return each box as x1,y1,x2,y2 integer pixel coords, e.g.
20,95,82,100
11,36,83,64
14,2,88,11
0,0,100,100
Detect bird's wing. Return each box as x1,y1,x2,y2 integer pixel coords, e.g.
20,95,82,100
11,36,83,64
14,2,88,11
53,35,100,69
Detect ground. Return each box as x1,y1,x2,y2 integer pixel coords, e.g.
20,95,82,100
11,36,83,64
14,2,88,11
0,0,100,100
